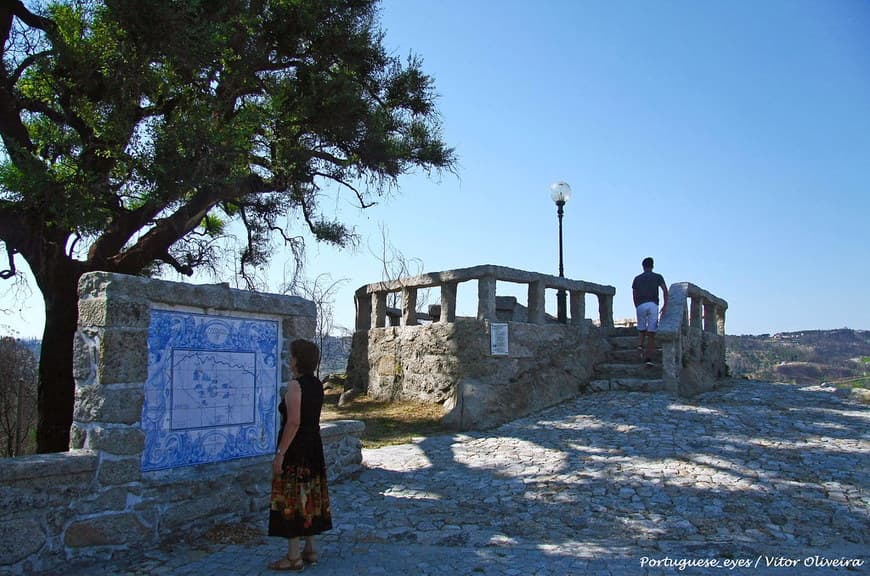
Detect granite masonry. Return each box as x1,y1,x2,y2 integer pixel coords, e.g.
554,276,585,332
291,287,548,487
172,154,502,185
347,266,729,429
0,273,365,575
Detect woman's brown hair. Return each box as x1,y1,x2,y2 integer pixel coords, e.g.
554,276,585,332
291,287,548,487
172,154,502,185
290,339,320,375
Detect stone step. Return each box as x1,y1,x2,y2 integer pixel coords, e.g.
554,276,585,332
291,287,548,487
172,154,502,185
607,348,662,363
608,336,643,350
589,378,667,393
594,362,662,379
605,326,639,337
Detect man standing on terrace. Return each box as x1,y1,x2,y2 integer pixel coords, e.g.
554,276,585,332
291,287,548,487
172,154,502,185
632,257,669,366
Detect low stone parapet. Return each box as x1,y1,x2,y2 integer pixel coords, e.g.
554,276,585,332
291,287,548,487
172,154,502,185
0,420,364,574
0,272,365,575
322,419,366,482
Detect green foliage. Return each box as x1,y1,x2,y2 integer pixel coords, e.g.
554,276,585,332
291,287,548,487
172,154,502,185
0,0,455,451
1,0,454,276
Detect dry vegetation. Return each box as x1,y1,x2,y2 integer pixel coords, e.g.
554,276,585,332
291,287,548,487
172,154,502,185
320,378,446,448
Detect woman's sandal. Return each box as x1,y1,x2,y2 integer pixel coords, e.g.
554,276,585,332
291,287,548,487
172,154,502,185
302,550,318,565
267,554,304,571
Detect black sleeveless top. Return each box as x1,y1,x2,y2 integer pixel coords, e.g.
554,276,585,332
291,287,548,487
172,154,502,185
277,373,325,466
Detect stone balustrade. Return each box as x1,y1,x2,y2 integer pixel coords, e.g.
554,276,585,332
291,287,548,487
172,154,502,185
354,265,616,330
657,282,729,395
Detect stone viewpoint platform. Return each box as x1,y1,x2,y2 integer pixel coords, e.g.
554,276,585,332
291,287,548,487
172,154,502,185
60,379,868,576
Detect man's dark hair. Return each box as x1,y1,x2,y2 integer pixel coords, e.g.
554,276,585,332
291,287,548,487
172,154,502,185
291,339,320,375
642,257,654,269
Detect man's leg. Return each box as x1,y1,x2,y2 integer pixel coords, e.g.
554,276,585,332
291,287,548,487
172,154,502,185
636,306,647,351
644,303,660,364
645,332,656,364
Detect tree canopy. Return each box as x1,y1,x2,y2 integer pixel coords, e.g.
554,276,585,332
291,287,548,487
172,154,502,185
0,0,454,451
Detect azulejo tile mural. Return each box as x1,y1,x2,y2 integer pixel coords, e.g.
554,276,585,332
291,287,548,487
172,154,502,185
142,309,279,471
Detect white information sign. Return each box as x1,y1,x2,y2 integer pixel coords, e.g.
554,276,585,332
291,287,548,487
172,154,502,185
490,323,509,356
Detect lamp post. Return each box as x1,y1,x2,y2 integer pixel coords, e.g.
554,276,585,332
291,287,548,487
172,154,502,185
550,181,571,323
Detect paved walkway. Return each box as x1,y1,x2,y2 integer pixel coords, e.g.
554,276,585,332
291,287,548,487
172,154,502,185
63,380,868,575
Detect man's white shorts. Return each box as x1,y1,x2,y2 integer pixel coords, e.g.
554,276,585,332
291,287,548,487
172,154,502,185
636,302,659,332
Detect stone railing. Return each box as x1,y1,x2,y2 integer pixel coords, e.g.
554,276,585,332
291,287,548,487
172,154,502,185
354,265,616,330
658,282,729,395
0,420,363,574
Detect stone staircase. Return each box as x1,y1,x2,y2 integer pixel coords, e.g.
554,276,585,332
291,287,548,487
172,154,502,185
590,326,667,392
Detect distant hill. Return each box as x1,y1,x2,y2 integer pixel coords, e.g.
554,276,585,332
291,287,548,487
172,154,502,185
726,329,870,385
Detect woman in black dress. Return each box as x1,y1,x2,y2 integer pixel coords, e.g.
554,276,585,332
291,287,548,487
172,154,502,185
267,339,332,571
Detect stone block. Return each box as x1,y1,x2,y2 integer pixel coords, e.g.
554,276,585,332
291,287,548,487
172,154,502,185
97,329,148,384
74,385,144,425
86,426,145,456
69,422,87,450
72,330,97,385
0,451,98,489
78,297,150,329
0,518,45,566
283,315,316,341
70,486,127,516
97,456,142,486
158,486,249,531
64,513,151,548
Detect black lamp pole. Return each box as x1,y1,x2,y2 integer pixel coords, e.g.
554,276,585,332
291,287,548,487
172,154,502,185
550,181,571,324
556,199,567,323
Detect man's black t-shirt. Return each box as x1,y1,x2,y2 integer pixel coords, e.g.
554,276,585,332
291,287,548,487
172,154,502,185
632,271,665,306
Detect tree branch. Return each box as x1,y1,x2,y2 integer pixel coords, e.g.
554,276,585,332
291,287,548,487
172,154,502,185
106,175,277,273
10,50,53,85
312,171,377,209
0,243,17,280
158,251,193,276
8,1,56,34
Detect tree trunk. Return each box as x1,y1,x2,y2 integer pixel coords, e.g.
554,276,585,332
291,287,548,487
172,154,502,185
35,269,80,453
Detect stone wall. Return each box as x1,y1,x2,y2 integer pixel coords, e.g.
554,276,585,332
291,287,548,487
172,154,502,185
658,282,729,395
0,273,364,575
347,318,609,430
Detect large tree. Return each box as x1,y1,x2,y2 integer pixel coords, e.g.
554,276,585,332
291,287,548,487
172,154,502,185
0,0,454,452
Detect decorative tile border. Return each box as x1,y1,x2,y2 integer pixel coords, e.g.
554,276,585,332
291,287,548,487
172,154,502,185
142,309,279,471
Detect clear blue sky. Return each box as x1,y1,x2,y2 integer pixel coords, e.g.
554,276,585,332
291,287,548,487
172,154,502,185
2,0,868,338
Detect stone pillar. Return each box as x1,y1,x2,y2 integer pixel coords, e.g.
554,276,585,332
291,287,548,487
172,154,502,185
72,290,150,486
690,297,702,329
372,292,387,328
716,307,726,336
598,294,614,328
402,287,417,326
527,281,545,324
440,282,457,323
477,276,496,321
569,291,585,325
703,300,716,333
355,291,372,331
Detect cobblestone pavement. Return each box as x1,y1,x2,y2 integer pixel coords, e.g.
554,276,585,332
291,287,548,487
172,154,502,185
61,380,868,575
